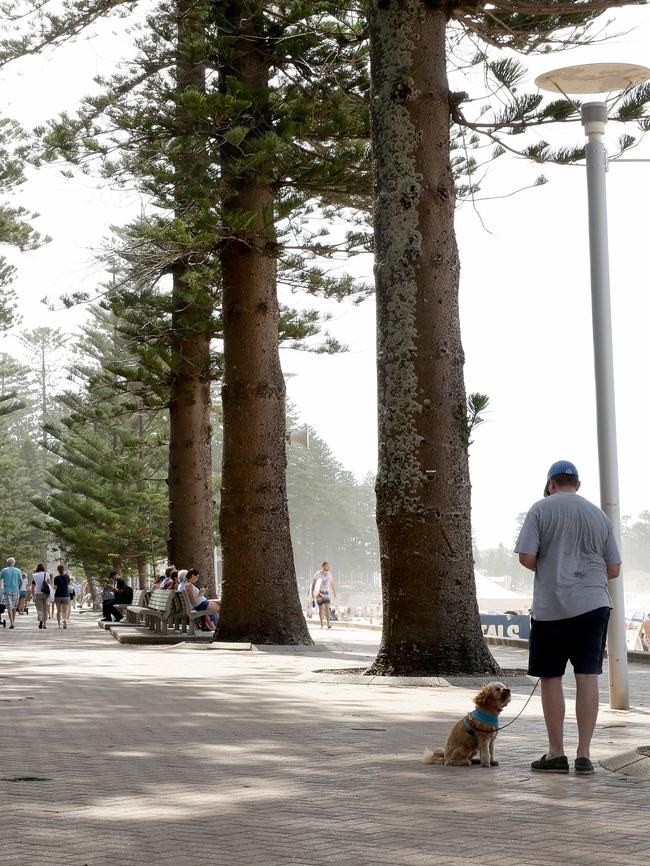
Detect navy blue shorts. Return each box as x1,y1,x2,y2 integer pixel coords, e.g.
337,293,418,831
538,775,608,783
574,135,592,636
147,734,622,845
317,594,330,607
528,607,611,678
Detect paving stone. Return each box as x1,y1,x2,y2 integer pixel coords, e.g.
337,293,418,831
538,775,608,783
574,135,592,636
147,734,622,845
2,614,650,865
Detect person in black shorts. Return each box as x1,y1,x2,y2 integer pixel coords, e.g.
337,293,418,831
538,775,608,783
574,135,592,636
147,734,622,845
515,460,621,775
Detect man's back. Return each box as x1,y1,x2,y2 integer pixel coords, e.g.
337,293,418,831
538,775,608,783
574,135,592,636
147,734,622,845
516,493,619,621
0,566,22,593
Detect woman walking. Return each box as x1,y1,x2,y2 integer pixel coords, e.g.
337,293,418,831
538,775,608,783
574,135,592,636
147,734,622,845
311,561,337,629
17,572,29,616
31,564,51,629
53,564,72,629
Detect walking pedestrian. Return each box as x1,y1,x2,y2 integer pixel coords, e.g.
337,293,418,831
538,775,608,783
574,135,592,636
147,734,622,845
17,572,29,615
0,557,22,629
311,561,337,629
31,563,52,629
71,577,83,608
53,564,72,629
47,582,56,621
515,460,621,775
639,613,650,652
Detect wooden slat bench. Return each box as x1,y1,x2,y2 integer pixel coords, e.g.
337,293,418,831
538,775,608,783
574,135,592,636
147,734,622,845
173,589,213,636
126,589,176,634
125,589,149,624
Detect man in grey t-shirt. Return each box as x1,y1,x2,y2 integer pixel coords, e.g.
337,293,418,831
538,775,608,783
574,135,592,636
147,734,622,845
515,460,621,775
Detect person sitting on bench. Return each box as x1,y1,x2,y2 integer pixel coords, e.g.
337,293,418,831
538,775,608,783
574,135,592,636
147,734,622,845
102,577,134,622
185,568,220,631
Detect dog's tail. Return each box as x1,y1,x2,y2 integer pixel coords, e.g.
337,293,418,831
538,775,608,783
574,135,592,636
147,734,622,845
422,747,445,765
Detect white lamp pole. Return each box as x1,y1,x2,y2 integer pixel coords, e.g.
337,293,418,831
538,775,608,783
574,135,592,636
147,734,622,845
536,63,650,710
582,99,628,709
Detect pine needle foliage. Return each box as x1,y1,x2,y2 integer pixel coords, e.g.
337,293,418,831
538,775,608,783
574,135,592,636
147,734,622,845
31,305,169,577
0,116,46,338
445,2,650,200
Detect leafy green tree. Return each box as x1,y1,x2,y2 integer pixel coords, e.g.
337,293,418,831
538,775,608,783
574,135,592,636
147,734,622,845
0,352,50,564
20,327,67,444
0,115,42,294
0,425,49,565
212,1,369,643
287,428,379,589
0,352,28,418
367,0,650,675
1,2,369,638
0,114,48,358
31,305,169,581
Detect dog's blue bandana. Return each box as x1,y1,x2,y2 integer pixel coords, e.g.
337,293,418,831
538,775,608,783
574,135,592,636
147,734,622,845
463,709,499,735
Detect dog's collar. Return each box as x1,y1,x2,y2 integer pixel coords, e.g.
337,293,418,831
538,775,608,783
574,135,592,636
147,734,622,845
463,709,500,735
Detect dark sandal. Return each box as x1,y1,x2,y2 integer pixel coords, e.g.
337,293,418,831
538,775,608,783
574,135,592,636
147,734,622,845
530,754,569,773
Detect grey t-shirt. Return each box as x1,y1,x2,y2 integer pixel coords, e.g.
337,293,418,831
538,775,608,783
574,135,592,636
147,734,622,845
515,493,620,621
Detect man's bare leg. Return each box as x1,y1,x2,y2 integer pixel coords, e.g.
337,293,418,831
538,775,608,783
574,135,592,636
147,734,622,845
575,673,599,759
540,676,565,757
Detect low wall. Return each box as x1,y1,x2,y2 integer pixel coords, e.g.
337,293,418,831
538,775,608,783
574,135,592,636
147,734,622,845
325,620,650,665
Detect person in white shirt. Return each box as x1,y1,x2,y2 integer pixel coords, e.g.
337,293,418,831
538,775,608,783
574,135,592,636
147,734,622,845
31,564,52,629
71,578,83,608
310,561,337,629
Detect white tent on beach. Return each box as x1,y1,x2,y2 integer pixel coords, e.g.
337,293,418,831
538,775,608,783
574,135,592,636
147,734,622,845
474,572,531,614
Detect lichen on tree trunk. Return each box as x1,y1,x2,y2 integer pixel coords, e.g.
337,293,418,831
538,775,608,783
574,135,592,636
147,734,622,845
368,0,501,676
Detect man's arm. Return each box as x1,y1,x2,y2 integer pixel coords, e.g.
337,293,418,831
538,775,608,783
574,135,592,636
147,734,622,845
518,553,537,572
607,564,620,580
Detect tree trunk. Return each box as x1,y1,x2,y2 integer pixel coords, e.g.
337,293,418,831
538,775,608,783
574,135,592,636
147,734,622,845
136,555,148,590
168,324,215,589
41,341,46,453
82,566,99,609
368,0,500,676
217,2,312,645
167,0,216,594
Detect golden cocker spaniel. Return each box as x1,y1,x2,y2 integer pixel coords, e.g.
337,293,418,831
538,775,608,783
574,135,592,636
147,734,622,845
423,681,511,768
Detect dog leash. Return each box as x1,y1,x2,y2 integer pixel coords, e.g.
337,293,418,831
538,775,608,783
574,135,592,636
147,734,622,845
498,678,540,731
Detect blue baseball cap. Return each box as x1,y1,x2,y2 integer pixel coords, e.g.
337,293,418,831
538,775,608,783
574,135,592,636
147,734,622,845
547,460,578,479
544,460,578,496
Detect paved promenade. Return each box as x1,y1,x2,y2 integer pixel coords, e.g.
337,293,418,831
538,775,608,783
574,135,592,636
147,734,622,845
1,611,649,866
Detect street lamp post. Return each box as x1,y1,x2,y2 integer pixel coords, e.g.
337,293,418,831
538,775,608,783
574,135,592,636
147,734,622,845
536,63,650,710
582,99,628,710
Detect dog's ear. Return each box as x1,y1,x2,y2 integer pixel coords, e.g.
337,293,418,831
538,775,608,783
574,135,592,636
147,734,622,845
474,684,492,708
475,681,506,711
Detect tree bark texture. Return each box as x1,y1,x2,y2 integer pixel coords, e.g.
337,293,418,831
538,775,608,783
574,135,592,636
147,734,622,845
136,555,148,590
217,2,312,645
82,567,98,608
368,0,500,676
167,0,216,593
168,324,215,589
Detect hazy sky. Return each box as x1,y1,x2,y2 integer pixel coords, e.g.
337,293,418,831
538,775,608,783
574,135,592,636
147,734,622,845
2,5,650,550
